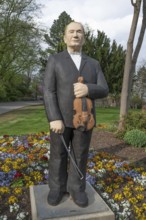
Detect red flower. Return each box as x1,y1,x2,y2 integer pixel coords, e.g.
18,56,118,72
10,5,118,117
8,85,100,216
41,156,48,161
14,172,23,178
3,134,9,138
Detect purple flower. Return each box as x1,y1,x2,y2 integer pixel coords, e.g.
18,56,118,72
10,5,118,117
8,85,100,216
88,161,95,168
86,173,96,185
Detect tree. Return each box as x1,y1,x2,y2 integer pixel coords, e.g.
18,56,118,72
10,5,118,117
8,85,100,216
83,30,125,102
119,0,146,130
0,0,44,100
106,41,126,102
129,0,146,92
44,11,73,54
132,64,146,101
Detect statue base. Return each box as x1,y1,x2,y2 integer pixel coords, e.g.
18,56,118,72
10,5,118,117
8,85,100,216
30,182,115,220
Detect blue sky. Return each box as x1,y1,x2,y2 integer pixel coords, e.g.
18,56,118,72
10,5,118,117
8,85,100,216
36,0,146,65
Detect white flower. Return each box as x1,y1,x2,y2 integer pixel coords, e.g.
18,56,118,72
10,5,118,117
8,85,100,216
120,200,130,208
96,172,104,178
45,143,50,149
44,169,48,174
0,215,7,220
107,199,115,204
31,162,38,167
36,166,42,170
16,212,28,220
134,176,146,186
117,212,129,220
26,167,33,172
9,205,13,213
101,192,109,199
42,163,48,167
95,184,103,190
110,202,120,211
90,169,96,174
98,168,106,173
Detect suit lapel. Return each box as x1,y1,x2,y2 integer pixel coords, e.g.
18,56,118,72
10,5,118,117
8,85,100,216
79,53,87,72
63,50,80,81
64,50,79,72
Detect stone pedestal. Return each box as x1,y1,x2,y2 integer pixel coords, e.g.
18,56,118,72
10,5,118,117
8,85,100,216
30,182,115,220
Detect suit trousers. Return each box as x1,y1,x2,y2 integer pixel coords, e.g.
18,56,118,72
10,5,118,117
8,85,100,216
49,127,93,193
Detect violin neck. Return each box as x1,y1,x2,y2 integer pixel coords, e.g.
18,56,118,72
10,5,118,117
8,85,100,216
82,97,87,112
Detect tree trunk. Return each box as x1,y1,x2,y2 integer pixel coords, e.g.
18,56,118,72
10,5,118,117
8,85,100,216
129,0,146,97
118,0,142,130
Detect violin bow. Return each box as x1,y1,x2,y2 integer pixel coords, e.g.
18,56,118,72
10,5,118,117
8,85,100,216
59,134,84,180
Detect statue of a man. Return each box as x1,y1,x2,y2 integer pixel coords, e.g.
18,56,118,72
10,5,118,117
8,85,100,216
43,21,109,207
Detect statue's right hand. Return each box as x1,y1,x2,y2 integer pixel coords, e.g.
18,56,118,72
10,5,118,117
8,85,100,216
50,120,65,134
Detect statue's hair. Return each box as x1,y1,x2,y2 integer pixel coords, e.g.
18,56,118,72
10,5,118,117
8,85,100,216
64,22,85,35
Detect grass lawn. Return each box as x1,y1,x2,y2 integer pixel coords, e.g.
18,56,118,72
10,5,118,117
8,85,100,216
0,104,121,135
96,107,120,125
0,105,49,135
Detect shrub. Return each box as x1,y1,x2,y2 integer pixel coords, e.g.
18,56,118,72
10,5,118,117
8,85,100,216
125,111,146,131
124,129,146,147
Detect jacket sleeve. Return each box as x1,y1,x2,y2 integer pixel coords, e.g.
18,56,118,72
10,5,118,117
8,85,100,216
87,62,109,99
43,55,63,122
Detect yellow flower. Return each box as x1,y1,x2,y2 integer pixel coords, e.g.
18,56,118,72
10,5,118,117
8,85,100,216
8,196,18,204
112,184,120,189
105,186,113,193
142,203,146,210
24,175,31,182
39,140,45,144
13,188,23,195
16,158,24,163
97,123,107,129
135,167,144,172
135,186,144,192
1,164,10,172
136,194,144,201
142,172,146,176
0,139,5,144
123,185,131,192
133,205,143,217
123,191,132,198
0,187,10,194
12,162,20,170
5,158,12,164
33,139,38,143
26,181,34,187
31,171,43,182
138,215,146,220
8,137,14,142
114,193,123,201
0,147,7,152
129,197,138,204
96,161,103,169
20,163,27,169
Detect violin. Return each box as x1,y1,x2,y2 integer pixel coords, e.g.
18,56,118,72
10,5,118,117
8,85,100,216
73,76,95,131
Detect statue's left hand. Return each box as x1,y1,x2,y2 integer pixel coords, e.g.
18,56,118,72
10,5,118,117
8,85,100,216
73,83,88,98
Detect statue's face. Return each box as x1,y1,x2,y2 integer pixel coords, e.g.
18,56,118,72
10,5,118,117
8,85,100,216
64,22,85,52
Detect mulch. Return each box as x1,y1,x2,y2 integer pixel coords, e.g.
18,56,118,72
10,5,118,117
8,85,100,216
90,130,146,169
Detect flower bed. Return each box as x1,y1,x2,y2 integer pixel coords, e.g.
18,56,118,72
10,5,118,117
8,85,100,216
0,132,146,220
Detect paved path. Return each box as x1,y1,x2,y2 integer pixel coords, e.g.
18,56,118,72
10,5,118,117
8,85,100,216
0,101,43,115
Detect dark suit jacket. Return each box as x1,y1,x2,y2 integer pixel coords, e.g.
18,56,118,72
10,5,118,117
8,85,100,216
43,50,109,127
